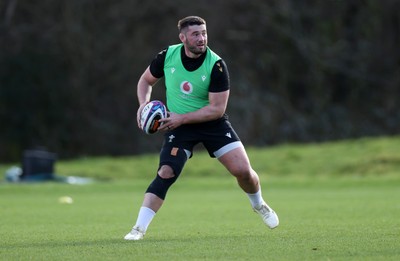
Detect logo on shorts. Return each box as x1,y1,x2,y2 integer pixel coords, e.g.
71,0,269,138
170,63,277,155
180,81,193,95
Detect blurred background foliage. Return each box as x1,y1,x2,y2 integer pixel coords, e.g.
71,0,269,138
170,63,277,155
0,0,399,162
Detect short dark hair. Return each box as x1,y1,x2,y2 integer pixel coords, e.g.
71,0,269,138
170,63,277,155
177,16,206,32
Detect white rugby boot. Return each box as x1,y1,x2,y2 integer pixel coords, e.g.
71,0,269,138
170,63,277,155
253,202,279,229
124,226,145,240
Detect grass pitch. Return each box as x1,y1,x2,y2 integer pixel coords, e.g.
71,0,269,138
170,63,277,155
1,136,399,260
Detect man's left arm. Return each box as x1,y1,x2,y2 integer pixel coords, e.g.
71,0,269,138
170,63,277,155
158,59,230,129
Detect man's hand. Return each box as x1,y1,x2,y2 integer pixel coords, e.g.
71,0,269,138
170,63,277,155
158,112,184,131
136,103,147,129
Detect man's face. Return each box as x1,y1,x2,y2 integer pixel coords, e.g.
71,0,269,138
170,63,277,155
181,24,207,57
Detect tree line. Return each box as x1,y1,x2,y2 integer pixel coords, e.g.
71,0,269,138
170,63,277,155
1,0,399,162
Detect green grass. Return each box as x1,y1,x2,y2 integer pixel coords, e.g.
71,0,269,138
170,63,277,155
1,136,400,260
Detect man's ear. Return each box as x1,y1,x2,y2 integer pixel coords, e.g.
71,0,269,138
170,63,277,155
179,33,185,42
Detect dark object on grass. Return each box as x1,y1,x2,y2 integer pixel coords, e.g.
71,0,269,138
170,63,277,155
21,149,57,181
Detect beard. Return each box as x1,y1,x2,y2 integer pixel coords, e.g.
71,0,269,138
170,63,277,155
186,41,207,56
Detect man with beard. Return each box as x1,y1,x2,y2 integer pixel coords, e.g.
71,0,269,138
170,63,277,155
124,16,279,240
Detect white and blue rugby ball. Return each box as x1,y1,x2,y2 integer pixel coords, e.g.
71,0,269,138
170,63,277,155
140,100,167,134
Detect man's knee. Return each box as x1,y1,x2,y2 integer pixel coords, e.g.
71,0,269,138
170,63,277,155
158,165,175,179
229,164,254,180
146,147,189,200
146,167,178,200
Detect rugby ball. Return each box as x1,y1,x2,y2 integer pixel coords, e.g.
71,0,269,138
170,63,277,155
140,100,167,134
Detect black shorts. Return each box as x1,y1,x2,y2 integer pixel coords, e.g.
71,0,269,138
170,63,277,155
159,116,243,173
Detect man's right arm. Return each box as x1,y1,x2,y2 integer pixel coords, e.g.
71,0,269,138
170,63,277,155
136,67,159,128
136,48,167,128
137,67,159,105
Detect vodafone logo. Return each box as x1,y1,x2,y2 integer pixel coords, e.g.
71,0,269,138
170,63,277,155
180,81,193,94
